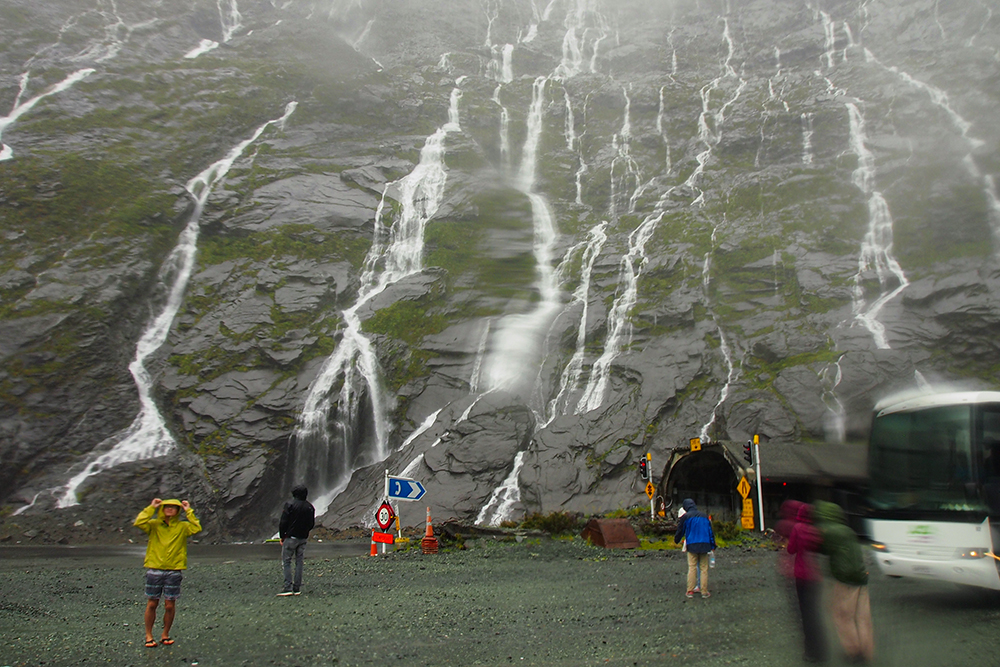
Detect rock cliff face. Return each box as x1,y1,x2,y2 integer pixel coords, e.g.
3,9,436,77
1,0,999,539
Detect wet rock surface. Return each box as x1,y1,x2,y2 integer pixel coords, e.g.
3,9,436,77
1,0,999,537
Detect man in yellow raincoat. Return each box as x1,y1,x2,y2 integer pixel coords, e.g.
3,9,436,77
134,498,201,648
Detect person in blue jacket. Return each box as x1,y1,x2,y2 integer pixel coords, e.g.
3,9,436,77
674,498,717,598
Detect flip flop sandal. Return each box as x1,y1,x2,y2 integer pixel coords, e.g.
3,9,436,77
144,640,158,648
161,638,175,645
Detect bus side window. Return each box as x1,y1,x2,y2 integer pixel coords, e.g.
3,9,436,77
983,439,1000,513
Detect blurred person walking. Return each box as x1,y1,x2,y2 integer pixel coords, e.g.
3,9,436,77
814,501,874,664
134,498,201,648
277,485,315,596
787,503,826,662
674,498,717,598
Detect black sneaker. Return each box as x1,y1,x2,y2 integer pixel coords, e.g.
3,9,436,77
276,591,294,597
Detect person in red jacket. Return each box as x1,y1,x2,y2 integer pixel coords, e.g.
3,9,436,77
787,503,826,663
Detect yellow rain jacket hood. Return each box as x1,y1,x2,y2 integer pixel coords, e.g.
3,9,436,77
134,501,202,570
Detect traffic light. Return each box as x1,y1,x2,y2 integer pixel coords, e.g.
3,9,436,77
743,440,754,465
638,457,649,480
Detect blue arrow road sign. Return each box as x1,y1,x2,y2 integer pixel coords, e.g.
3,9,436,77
387,476,426,501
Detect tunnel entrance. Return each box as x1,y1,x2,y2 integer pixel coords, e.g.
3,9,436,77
666,450,740,522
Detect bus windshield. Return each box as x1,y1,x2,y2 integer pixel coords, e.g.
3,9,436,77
868,404,986,513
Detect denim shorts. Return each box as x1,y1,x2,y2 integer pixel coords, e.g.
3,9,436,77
145,569,183,600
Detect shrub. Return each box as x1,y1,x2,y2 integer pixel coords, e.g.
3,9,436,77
520,511,583,535
712,519,741,542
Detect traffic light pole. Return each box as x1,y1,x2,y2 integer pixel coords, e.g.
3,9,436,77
754,441,765,533
647,453,654,520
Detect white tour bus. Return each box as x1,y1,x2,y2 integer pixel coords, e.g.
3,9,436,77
866,390,1000,590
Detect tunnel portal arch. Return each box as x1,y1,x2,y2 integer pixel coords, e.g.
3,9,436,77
660,445,745,522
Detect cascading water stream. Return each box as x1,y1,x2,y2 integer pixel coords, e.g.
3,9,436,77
863,48,1000,250
482,76,561,396
544,222,607,424
847,102,908,350
0,69,95,162
475,451,526,525
218,0,243,42
55,102,297,507
469,321,492,394
820,358,847,442
294,86,463,517
576,208,663,414
609,87,642,219
697,222,739,443
577,17,744,414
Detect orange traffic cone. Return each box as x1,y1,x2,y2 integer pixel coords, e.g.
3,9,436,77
421,506,438,555
370,532,378,557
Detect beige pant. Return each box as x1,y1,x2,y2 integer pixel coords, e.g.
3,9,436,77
831,581,874,662
686,552,709,594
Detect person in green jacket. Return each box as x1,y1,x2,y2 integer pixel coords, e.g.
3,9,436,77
813,500,874,664
134,498,201,648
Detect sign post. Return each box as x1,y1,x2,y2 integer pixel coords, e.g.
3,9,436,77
753,434,765,533
737,476,754,530
382,472,428,553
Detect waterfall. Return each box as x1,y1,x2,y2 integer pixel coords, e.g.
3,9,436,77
476,451,527,526
821,11,836,69
657,86,672,175
294,87,462,517
0,69,95,162
801,112,815,164
469,320,491,393
847,102,908,350
56,102,297,507
576,209,663,414
554,0,607,79
609,87,642,218
545,222,608,424
493,86,511,171
564,89,576,150
218,0,243,42
698,222,739,443
864,48,1000,250
821,358,846,443
699,330,737,443
482,77,562,395
577,18,745,414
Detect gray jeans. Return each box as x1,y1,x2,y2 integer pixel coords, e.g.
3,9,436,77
281,536,308,592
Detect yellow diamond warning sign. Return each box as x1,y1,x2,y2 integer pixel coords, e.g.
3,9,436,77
645,481,655,499
737,476,751,498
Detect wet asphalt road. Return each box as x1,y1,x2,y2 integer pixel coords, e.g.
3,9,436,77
2,538,1000,666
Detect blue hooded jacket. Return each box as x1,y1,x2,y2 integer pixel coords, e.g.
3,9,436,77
674,499,717,553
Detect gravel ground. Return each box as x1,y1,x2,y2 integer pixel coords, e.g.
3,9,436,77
2,537,1000,667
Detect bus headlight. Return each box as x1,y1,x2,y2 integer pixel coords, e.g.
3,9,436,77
956,548,988,559
870,542,889,553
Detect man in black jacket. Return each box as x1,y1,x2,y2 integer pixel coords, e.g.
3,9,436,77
277,485,315,596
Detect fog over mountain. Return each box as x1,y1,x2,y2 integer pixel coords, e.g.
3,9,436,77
2,0,998,539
